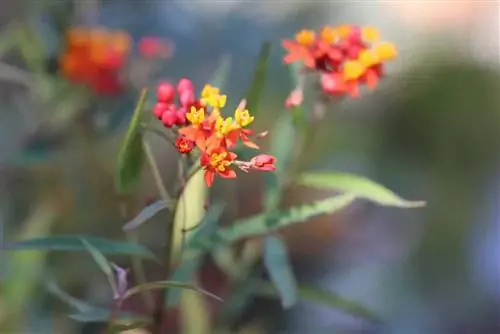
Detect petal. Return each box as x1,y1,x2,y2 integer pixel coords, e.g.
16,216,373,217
228,152,238,160
178,126,197,140
281,39,298,51
243,139,260,150
204,170,215,187
219,169,237,179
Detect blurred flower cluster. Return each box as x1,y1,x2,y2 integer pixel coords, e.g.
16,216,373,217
283,25,397,106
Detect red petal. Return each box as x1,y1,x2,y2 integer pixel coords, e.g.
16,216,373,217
219,169,237,179
204,170,215,187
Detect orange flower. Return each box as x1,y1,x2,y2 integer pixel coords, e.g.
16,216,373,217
176,137,194,154
59,26,131,95
200,147,237,187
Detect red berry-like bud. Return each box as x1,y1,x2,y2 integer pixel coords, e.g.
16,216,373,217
179,90,195,107
321,73,346,96
175,108,187,125
177,78,194,94
161,109,177,128
157,82,175,103
153,102,169,119
284,88,303,109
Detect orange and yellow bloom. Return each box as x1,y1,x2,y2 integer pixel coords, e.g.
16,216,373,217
282,25,397,100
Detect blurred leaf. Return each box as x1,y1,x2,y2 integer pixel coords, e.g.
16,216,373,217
190,194,355,253
124,281,222,302
172,167,207,255
5,235,156,260
245,42,271,116
298,172,426,208
210,54,232,89
180,278,210,334
16,24,45,73
46,278,94,312
262,236,297,308
0,203,57,332
0,22,18,57
115,89,148,194
264,113,296,211
123,200,173,231
107,320,150,333
256,281,381,323
167,202,225,306
68,309,145,323
81,238,113,277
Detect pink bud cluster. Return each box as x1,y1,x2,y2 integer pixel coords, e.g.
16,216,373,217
152,78,202,128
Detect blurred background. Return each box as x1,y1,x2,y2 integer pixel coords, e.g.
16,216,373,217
0,0,499,333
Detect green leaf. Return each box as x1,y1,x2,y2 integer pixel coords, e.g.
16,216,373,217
189,194,355,253
245,42,271,116
68,309,145,323
124,281,223,302
46,278,93,313
264,112,296,211
115,88,148,194
122,200,173,231
172,167,207,255
256,281,381,323
209,54,232,89
167,202,225,306
5,235,156,260
263,236,297,308
81,238,113,277
298,172,426,208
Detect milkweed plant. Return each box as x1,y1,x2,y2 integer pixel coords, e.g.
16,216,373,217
3,23,426,334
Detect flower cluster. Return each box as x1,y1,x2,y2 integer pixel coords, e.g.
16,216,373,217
282,25,397,101
153,80,276,187
60,27,132,95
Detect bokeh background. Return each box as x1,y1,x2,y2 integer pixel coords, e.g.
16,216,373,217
0,0,499,333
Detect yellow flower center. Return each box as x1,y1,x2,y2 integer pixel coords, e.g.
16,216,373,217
209,152,230,171
295,30,315,46
234,108,254,128
361,26,380,42
343,61,366,80
336,25,352,38
215,116,235,137
375,42,397,61
358,49,380,68
186,106,205,126
201,84,227,109
320,26,338,43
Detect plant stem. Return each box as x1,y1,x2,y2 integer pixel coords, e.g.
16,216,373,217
102,299,122,334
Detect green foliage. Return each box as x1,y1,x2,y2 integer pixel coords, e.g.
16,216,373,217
124,280,222,301
122,200,173,231
6,235,156,260
245,41,271,116
115,89,148,194
167,202,226,306
298,172,426,208
188,194,355,253
262,236,297,308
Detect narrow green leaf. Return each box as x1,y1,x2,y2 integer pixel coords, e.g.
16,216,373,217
81,238,113,277
298,172,426,208
68,309,145,323
264,113,296,211
189,194,355,253
46,278,93,313
115,88,148,194
245,42,271,116
263,236,297,308
107,320,150,333
210,54,232,89
124,281,223,302
5,235,156,260
122,200,173,231
256,281,381,323
167,202,225,306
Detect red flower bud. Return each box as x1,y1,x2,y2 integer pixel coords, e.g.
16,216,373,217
153,102,169,118
176,78,194,94
249,154,277,172
179,89,195,107
175,137,194,154
175,108,187,125
161,109,177,128
157,82,176,103
284,88,303,109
